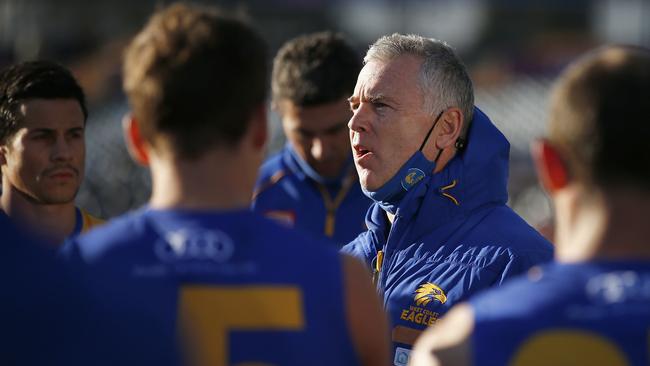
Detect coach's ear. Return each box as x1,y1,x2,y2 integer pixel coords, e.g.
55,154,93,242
531,139,569,194
434,107,464,151
122,114,150,166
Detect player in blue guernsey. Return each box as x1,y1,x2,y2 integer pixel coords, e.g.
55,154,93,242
411,45,650,366
0,213,90,365
0,61,103,246
1,212,176,365
252,32,372,246
62,4,389,366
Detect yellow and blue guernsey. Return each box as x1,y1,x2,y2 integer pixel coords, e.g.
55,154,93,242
71,207,104,237
252,145,372,246
62,208,359,366
341,108,553,365
470,262,650,366
0,206,103,240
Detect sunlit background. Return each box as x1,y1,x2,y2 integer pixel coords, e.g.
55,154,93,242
2,0,649,235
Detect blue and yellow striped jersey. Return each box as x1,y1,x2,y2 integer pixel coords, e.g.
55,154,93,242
63,208,359,366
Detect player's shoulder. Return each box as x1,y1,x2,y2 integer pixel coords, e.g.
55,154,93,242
79,207,106,232
257,150,289,183
476,206,553,259
470,263,579,320
68,209,152,262
255,212,339,255
253,151,292,198
259,150,285,174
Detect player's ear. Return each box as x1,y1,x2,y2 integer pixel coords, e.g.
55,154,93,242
435,107,463,150
250,103,268,151
122,113,150,166
531,139,569,193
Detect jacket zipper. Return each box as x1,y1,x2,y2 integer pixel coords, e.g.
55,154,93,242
377,215,402,291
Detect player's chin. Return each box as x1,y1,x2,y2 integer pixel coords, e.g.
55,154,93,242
39,187,79,205
358,171,383,192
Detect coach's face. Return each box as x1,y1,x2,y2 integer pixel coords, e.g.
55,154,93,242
348,55,432,191
0,98,85,204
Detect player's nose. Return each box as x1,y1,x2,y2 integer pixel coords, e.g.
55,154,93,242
51,135,73,162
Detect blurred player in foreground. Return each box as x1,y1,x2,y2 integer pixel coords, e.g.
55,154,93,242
0,61,103,245
63,3,389,366
0,213,89,365
411,45,650,366
253,31,371,246
1,214,174,365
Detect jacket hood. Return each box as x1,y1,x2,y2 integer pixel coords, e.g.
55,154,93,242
453,106,510,211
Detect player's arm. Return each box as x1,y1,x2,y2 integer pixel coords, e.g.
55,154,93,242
342,254,391,366
409,303,474,366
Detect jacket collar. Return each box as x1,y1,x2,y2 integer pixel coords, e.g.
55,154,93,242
365,107,510,243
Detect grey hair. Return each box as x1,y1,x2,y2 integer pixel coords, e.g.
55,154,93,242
365,33,474,131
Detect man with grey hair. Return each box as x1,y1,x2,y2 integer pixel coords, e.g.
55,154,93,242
342,33,552,365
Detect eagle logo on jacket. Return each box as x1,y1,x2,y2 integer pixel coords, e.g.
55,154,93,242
414,282,447,306
401,168,425,190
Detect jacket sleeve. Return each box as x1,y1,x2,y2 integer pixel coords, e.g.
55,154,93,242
497,245,554,285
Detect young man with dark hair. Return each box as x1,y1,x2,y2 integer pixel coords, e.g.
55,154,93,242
0,61,103,245
253,31,371,245
63,4,389,366
411,45,650,366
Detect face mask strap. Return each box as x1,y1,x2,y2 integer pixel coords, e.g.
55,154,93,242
419,110,446,163
418,110,444,152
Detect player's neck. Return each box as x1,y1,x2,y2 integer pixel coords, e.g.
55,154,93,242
0,181,76,246
555,185,650,263
148,147,258,211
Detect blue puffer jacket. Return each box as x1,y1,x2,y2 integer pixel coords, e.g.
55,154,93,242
341,107,553,365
